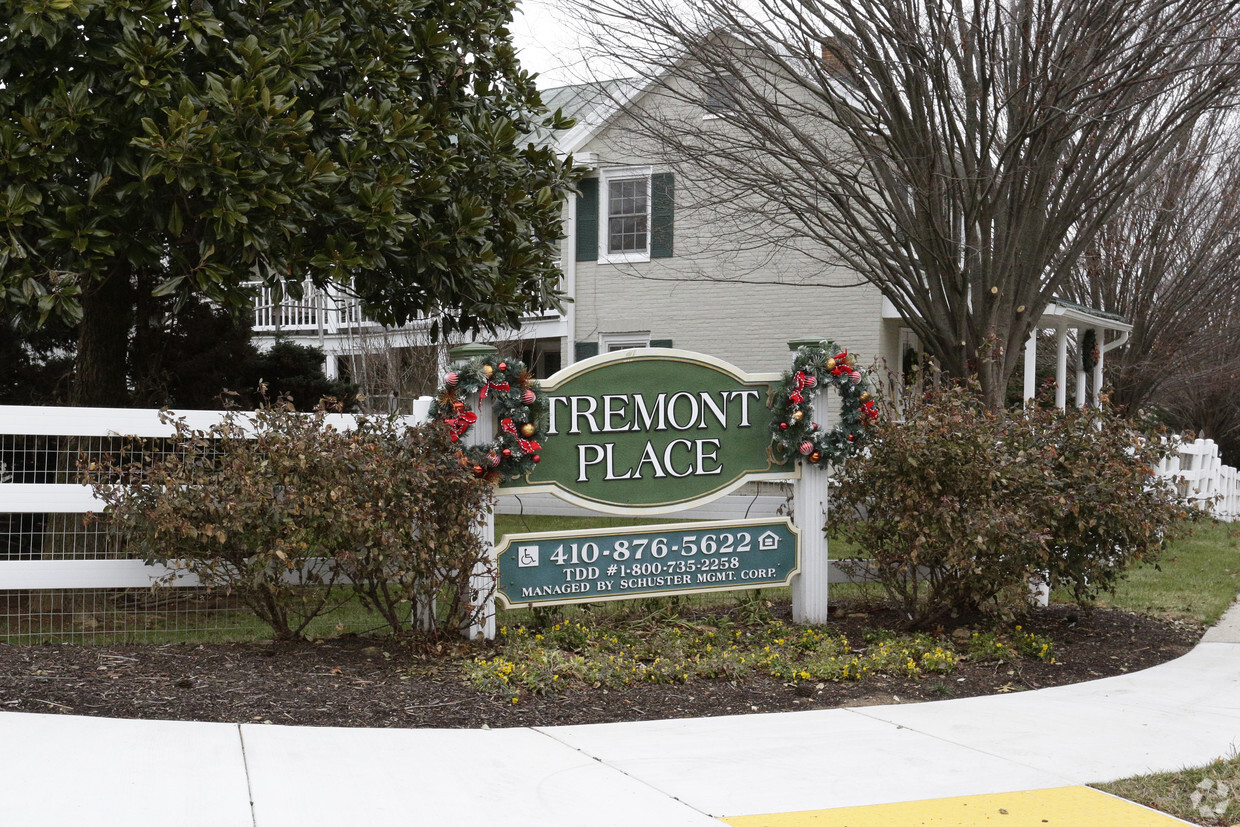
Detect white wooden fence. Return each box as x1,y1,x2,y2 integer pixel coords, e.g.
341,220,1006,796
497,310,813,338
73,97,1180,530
1,405,1235,639
0,404,431,593
1156,438,1240,521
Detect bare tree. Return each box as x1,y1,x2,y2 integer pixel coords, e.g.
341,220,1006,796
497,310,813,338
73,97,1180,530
574,0,1240,407
341,327,457,412
1154,290,1240,464
1062,116,1240,414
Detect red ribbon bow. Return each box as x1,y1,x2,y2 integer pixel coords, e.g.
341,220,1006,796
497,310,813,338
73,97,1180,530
479,380,511,399
501,418,541,454
444,410,477,442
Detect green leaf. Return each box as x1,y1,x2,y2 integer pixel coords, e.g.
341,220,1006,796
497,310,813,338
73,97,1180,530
151,275,187,297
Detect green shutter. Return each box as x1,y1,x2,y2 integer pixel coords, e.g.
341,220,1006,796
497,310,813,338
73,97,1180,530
651,172,674,258
575,341,600,361
576,178,598,261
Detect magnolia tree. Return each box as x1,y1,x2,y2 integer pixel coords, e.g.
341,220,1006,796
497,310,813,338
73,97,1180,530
0,0,576,406
571,0,1240,407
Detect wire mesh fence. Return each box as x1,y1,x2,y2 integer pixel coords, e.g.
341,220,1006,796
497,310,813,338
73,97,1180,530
0,405,427,645
0,433,172,486
2,512,127,562
0,586,385,644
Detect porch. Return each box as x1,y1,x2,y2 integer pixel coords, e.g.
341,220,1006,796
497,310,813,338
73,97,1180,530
883,298,1133,410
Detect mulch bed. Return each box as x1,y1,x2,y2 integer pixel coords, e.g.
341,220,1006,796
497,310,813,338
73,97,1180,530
0,602,1201,729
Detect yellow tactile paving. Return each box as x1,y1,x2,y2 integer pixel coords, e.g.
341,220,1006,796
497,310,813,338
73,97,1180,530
720,786,1192,826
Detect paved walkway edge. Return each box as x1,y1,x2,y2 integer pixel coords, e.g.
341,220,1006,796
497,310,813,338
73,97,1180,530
0,596,1236,826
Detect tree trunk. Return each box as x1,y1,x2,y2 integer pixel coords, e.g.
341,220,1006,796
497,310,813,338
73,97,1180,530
71,270,133,407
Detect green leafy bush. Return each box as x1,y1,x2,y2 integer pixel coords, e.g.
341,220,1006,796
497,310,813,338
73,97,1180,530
90,403,492,639
830,383,1190,628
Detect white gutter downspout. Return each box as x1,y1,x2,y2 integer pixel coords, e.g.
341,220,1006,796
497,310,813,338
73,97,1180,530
562,188,577,368
1096,328,1130,407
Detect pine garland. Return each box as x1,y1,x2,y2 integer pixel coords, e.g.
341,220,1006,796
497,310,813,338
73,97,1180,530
769,342,878,467
431,355,549,483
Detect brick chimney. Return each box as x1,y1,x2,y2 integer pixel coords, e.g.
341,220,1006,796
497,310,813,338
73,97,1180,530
821,36,855,75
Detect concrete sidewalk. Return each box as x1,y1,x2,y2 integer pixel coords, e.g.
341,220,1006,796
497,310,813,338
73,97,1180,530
2,600,1237,827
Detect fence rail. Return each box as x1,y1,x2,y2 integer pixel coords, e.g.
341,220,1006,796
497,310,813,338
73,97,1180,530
2,405,1236,642
0,404,435,641
1155,438,1240,521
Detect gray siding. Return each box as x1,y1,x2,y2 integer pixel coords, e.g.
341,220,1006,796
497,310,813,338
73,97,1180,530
568,79,895,376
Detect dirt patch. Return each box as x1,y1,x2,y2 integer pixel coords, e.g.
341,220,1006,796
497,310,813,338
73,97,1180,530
0,603,1201,729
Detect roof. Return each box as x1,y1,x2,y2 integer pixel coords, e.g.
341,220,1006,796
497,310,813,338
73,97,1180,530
882,296,1132,333
1041,296,1130,332
1045,297,1129,327
540,79,634,124
535,77,649,154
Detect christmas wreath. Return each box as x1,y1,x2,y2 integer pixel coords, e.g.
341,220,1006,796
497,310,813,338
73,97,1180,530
769,342,879,467
431,354,549,483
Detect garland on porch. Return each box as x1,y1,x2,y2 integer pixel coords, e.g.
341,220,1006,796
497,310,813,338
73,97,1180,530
431,354,549,483
768,342,878,467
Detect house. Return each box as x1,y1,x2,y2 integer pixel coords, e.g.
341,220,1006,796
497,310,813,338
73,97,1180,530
249,76,1130,410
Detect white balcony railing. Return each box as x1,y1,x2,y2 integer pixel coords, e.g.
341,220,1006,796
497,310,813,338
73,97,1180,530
248,279,377,334
249,277,567,337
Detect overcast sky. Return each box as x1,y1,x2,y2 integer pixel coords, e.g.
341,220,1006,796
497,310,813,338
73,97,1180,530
510,0,589,88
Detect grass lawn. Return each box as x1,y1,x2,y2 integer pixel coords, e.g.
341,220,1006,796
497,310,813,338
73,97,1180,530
1097,753,1240,826
1099,520,1240,626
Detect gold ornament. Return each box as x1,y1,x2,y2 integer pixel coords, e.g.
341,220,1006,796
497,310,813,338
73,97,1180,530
826,358,836,370
792,410,804,422
810,452,821,463
860,392,871,403
482,365,494,378
520,423,536,438
846,354,856,367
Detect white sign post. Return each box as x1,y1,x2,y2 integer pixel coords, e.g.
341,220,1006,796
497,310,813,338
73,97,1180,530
792,380,832,625
449,344,499,641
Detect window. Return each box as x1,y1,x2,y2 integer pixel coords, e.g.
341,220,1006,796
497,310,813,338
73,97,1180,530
702,75,739,117
600,332,651,351
599,167,651,263
607,177,648,255
576,170,674,263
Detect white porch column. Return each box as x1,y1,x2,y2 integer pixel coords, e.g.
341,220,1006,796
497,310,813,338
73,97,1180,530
1074,327,1088,409
1023,330,1037,403
1091,326,1104,407
561,193,577,365
1055,326,1069,410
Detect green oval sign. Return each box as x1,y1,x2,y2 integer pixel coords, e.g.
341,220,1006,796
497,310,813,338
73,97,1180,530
503,349,793,512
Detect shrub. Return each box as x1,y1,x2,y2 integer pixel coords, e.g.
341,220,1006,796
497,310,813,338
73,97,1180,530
331,418,493,637
90,403,492,639
830,383,1189,628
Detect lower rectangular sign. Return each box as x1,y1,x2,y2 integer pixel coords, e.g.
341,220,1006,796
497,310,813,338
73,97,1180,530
495,518,800,608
